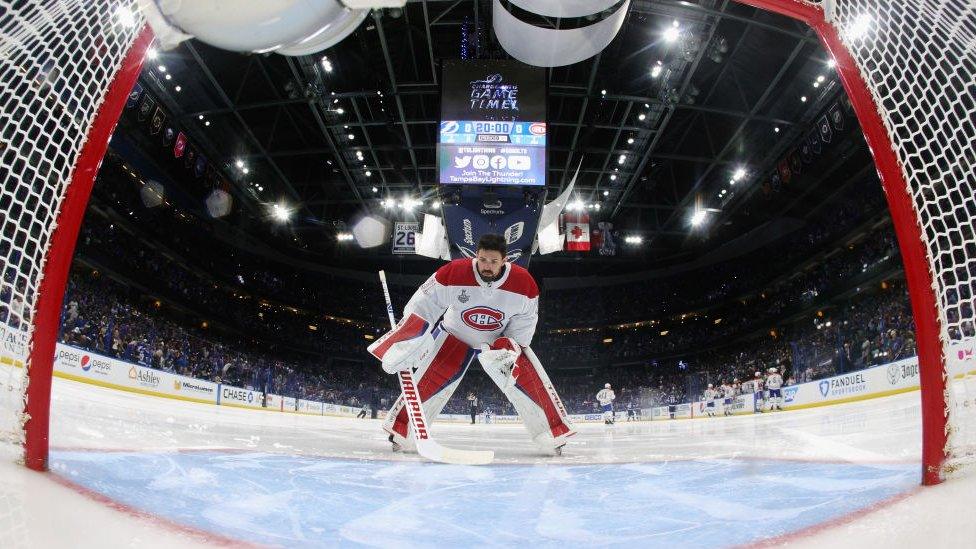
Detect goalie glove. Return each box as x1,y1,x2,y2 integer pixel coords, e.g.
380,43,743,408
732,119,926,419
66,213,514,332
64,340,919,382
478,337,522,390
367,313,433,374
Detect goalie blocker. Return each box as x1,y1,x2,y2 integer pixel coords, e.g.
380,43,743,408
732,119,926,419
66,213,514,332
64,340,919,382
369,320,575,453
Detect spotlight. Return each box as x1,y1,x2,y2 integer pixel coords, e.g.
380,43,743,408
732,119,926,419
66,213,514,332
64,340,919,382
271,202,291,223
627,138,635,144
638,113,647,121
690,209,706,227
348,134,355,140
432,200,441,210
147,48,158,60
603,190,610,196
664,24,681,43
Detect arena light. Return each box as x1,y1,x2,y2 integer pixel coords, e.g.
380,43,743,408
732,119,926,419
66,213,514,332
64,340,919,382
625,235,643,245
651,62,663,78
175,85,182,92
235,159,244,169
432,200,441,210
115,5,136,28
336,232,354,242
638,113,647,121
618,154,627,165
845,13,873,41
801,96,808,102
594,203,601,211
663,21,681,43
732,167,747,181
371,186,378,193
690,209,707,227
146,48,159,60
827,58,837,69
365,170,372,177
610,174,617,181
603,190,610,196
157,64,166,72
347,133,355,140
321,56,333,72
271,202,291,223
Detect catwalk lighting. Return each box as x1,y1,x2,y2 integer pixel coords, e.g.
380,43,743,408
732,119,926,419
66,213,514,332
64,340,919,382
271,202,291,223
690,209,706,227
624,235,643,245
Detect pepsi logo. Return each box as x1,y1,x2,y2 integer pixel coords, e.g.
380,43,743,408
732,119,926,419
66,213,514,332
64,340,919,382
529,123,546,136
81,355,91,371
461,307,505,331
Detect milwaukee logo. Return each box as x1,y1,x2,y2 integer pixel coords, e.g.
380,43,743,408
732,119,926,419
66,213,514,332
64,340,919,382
399,371,428,439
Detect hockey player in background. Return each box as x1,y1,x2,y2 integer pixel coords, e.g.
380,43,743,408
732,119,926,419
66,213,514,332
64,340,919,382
766,367,784,411
721,382,735,416
703,384,718,417
752,371,765,413
626,400,637,421
596,383,616,424
367,234,576,455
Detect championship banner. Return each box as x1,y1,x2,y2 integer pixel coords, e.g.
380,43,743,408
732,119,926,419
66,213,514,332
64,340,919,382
392,221,419,255
438,59,546,187
441,188,541,266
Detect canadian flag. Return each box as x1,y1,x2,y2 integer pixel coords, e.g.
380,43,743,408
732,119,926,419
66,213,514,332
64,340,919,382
564,212,590,251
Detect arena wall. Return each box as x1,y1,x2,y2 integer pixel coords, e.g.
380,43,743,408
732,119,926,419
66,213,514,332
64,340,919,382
0,326,946,426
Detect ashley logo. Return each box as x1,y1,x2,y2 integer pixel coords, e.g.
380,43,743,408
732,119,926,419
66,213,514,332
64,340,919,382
461,307,505,331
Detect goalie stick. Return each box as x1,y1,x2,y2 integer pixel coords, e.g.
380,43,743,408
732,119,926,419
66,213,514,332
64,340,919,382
378,270,495,465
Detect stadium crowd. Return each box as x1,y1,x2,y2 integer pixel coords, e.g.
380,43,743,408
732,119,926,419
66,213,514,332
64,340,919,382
44,152,919,415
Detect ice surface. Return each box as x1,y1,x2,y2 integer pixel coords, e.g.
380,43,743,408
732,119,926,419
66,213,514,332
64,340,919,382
0,377,973,547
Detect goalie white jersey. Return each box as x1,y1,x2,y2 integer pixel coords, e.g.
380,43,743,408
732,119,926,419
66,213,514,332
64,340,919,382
404,258,539,348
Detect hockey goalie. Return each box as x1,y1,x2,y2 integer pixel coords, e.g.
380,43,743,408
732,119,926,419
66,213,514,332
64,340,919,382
367,233,576,455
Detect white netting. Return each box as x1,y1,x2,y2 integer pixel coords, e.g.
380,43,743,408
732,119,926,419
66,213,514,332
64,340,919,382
0,0,144,452
826,0,976,476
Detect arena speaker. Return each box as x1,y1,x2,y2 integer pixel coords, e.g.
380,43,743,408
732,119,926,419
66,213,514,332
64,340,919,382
137,0,406,55
493,0,629,67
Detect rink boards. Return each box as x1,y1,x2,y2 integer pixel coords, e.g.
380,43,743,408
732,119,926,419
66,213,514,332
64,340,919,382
5,321,972,425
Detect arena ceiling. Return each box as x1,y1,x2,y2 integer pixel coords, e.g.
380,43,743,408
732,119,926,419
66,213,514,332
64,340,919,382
127,0,873,276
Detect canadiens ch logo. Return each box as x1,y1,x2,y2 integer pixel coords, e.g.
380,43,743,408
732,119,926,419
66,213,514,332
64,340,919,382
461,306,505,331
458,289,470,303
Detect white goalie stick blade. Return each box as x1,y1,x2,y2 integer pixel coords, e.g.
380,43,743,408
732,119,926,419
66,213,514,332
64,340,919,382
398,369,494,465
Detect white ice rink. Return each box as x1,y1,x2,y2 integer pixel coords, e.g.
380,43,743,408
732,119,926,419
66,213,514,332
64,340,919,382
2,376,975,548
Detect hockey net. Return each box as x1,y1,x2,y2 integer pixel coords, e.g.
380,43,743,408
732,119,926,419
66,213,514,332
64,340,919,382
746,0,976,483
0,0,973,487
0,0,148,468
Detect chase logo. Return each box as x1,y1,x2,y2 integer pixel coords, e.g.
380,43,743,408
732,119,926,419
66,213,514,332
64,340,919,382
461,307,505,331
81,355,91,371
440,121,459,134
819,380,830,398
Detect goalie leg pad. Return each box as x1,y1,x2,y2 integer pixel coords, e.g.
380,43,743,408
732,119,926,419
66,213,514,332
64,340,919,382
480,344,576,452
382,327,478,446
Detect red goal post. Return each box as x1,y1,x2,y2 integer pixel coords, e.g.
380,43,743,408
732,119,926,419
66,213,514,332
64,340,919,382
0,0,152,470
738,0,975,485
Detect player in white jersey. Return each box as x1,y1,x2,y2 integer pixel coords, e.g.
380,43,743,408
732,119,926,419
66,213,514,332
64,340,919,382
752,371,765,413
596,383,616,424
721,382,736,416
703,384,718,417
368,234,576,455
766,367,785,411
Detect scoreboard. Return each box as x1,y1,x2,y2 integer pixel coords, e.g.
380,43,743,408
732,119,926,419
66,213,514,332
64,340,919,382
438,60,546,186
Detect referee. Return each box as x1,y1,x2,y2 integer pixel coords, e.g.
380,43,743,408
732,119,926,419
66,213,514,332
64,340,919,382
467,392,478,424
